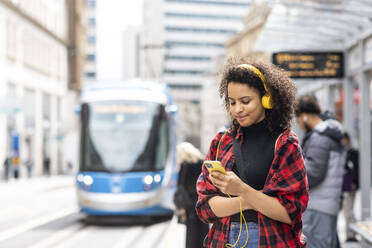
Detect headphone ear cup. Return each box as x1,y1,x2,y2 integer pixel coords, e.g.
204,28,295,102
261,95,273,109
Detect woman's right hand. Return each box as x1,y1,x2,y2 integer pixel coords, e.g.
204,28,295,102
210,171,246,196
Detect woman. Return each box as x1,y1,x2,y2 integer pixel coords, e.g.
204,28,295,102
196,58,309,248
176,142,209,248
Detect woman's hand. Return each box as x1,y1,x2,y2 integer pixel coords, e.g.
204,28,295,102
210,171,247,196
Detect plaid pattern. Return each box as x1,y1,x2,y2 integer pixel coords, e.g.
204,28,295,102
196,127,309,248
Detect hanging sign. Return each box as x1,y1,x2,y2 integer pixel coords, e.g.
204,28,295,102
272,52,344,78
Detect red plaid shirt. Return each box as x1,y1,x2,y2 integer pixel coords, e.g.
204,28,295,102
196,128,309,248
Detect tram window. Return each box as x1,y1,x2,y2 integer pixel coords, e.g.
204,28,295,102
154,112,169,170
81,101,167,172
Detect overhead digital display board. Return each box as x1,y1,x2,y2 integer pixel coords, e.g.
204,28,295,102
272,52,344,78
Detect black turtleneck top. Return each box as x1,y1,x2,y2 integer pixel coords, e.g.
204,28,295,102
231,120,280,223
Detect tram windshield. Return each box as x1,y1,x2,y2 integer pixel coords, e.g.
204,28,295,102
80,100,169,172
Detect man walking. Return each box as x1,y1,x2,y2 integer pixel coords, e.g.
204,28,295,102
295,95,345,248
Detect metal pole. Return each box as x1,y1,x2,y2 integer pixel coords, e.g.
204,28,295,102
343,77,354,134
358,38,371,220
327,84,336,113
343,50,354,137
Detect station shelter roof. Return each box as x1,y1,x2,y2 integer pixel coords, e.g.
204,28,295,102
252,0,372,52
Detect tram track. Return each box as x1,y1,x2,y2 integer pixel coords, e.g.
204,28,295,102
28,223,85,248
0,211,174,248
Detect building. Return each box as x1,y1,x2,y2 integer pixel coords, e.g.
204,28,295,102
123,26,140,79
200,2,271,152
0,0,84,178
141,0,251,147
83,0,97,82
200,54,228,153
90,0,142,82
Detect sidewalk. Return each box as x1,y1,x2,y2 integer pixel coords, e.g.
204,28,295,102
338,190,365,248
342,240,362,248
0,175,75,192
0,175,75,208
159,219,362,248
157,216,186,248
160,189,368,248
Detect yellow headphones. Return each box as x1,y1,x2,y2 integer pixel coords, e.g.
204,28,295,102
237,64,273,109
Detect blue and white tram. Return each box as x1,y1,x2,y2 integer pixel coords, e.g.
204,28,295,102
76,80,178,216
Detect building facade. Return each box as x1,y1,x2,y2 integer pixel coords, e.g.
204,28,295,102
200,2,270,152
0,0,84,178
141,0,251,147
123,26,140,79
83,0,97,82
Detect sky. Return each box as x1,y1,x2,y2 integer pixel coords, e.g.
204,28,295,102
96,0,143,81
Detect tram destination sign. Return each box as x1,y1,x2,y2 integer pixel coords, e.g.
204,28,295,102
272,52,344,78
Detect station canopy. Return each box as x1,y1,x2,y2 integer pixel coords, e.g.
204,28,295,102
253,0,372,52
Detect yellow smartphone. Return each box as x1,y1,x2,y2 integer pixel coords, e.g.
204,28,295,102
203,160,227,175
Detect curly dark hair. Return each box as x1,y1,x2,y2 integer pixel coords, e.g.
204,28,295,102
218,57,297,134
294,94,321,116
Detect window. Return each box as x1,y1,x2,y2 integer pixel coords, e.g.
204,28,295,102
164,69,204,75
6,19,17,60
165,26,236,34
86,0,96,8
165,55,210,61
7,83,16,97
165,41,224,48
24,88,36,129
6,83,17,136
167,84,202,90
43,93,51,121
88,17,96,26
164,12,242,20
164,0,248,6
86,54,95,61
87,35,96,44
85,72,96,78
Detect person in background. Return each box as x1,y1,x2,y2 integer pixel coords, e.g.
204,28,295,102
295,94,346,248
176,142,209,248
12,156,20,179
43,156,50,176
3,156,10,180
25,159,33,178
342,132,359,242
196,58,309,248
67,161,73,175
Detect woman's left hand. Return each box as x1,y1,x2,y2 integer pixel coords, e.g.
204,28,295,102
210,171,246,196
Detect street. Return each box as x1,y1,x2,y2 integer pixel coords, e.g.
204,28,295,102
0,176,185,248
0,175,364,248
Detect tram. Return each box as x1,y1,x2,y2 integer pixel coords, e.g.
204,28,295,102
76,80,178,217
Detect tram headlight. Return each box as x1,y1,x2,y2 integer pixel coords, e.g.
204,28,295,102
154,174,161,183
83,175,94,186
77,174,84,183
143,175,153,185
